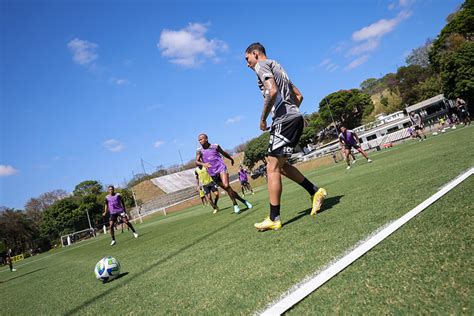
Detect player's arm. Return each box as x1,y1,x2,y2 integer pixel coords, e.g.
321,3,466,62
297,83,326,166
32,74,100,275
195,172,201,190
195,151,210,168
352,132,360,144
260,77,278,131
118,194,126,213
103,200,108,216
217,145,234,166
290,82,303,107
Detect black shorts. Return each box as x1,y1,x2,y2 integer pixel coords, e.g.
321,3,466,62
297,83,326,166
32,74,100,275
268,114,304,157
344,143,360,150
240,180,249,186
203,182,218,194
414,125,423,131
110,212,127,223
211,174,222,185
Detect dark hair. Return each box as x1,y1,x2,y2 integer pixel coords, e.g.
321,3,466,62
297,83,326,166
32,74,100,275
245,42,266,55
108,185,115,190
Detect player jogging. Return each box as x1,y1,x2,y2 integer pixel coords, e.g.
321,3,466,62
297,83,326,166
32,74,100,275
6,249,16,272
456,98,471,126
409,111,427,141
238,165,254,196
338,126,372,170
196,134,252,214
195,165,220,214
103,185,138,246
245,42,327,231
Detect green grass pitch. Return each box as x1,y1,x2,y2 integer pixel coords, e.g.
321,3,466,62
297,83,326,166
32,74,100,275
1,126,473,314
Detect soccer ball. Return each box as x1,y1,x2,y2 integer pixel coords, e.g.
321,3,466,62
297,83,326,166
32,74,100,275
94,256,121,282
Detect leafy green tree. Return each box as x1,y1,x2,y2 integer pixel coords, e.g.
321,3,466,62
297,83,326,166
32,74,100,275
439,41,474,106
299,113,325,147
395,65,431,106
73,180,103,197
430,0,474,70
318,89,374,129
243,132,269,169
41,197,85,239
0,208,42,253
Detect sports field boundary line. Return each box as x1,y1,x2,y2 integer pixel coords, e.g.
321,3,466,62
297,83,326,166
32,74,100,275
259,167,473,315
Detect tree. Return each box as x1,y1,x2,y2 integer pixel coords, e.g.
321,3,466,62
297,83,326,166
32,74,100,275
73,180,103,197
24,189,68,226
395,65,431,106
430,0,474,70
318,89,374,129
439,41,474,107
406,39,433,68
41,197,85,239
299,113,325,147
243,132,270,169
0,208,43,254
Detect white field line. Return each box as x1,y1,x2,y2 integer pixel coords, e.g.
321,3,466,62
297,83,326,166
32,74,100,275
259,167,473,316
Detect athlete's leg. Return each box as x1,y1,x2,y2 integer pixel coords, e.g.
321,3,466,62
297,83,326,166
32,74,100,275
266,156,284,220
123,216,137,233
281,162,318,197
109,219,116,241
219,172,246,204
356,147,370,160
344,148,351,166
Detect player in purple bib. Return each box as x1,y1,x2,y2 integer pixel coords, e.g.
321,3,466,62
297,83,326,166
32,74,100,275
103,185,138,246
196,133,252,214
338,126,372,170
238,165,254,196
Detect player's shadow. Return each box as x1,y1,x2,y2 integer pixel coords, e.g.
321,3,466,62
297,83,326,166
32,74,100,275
283,195,344,227
0,268,45,284
65,206,257,315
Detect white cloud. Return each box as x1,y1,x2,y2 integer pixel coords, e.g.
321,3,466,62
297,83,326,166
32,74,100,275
103,139,125,152
109,77,129,86
347,39,380,56
352,11,411,42
67,38,98,65
154,140,165,148
0,165,18,176
226,115,243,125
158,22,228,67
318,58,339,72
346,55,369,70
388,2,397,10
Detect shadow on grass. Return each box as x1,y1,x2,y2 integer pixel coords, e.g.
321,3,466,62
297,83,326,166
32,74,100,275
0,268,45,284
65,207,256,315
103,272,129,284
283,195,344,227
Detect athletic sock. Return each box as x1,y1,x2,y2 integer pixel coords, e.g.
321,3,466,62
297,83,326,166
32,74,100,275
270,204,280,221
234,192,246,203
299,177,318,196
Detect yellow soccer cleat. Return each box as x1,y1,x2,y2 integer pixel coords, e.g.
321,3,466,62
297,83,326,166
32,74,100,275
254,217,282,231
311,188,327,215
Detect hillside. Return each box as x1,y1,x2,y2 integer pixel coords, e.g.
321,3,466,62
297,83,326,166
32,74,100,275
364,88,403,123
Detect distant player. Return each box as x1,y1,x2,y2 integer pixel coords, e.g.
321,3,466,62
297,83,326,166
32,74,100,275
6,249,16,272
196,134,252,214
245,42,327,231
103,185,138,246
195,165,220,214
409,111,426,141
338,126,372,170
198,187,208,206
238,165,254,196
456,98,471,126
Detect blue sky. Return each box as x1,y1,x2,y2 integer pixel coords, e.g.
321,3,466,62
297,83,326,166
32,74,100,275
0,0,462,209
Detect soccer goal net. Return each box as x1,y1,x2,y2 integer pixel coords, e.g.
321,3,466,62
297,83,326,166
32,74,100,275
60,228,96,247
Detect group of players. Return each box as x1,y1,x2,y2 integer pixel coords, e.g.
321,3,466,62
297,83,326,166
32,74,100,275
106,41,468,241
